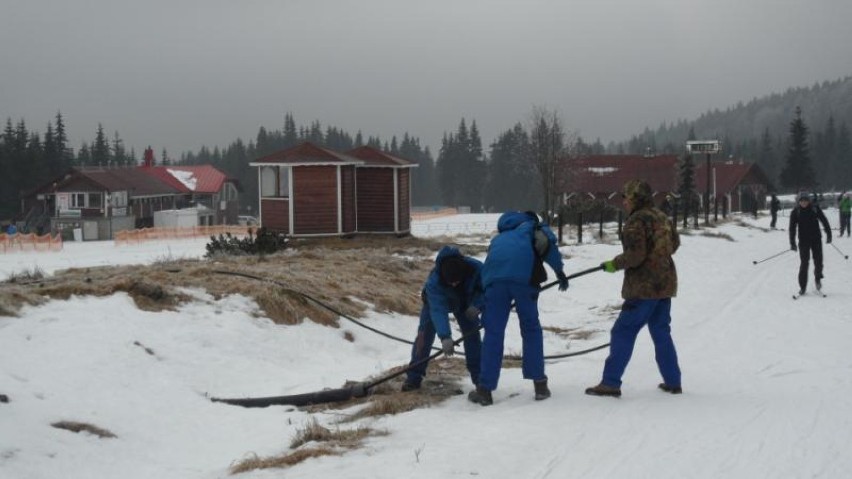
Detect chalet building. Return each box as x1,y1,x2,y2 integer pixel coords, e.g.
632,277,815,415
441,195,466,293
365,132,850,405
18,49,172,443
250,142,417,237
25,167,180,240
562,154,772,213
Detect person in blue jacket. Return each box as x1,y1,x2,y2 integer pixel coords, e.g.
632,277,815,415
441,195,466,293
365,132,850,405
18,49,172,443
402,245,485,392
468,211,569,406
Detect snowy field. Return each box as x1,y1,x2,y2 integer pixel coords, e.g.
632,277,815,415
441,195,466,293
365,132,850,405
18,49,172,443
2,211,852,479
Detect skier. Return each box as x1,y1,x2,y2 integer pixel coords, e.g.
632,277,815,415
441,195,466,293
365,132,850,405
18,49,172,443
586,179,682,398
467,211,568,406
401,245,484,392
789,192,832,294
839,192,851,238
769,193,781,229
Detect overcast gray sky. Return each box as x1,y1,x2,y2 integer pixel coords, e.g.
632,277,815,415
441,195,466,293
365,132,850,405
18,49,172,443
2,0,851,159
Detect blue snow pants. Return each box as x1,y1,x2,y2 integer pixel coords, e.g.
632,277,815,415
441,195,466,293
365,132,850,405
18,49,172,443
601,298,681,388
478,281,545,391
406,305,482,387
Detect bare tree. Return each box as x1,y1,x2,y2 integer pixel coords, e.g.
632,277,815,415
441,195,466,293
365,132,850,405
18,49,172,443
528,106,576,218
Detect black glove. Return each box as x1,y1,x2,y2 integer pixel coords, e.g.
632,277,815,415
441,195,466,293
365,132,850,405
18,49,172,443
557,271,569,292
441,337,455,356
464,305,480,321
827,235,832,244
791,243,797,251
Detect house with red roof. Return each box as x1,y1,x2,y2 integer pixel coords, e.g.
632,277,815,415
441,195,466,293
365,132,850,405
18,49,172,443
562,154,772,213
250,142,417,237
21,148,240,240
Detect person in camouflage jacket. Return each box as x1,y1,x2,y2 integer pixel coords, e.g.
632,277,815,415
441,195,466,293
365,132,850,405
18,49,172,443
585,179,683,398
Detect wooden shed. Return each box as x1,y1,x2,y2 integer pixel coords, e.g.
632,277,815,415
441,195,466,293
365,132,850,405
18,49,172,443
346,146,417,235
250,142,362,236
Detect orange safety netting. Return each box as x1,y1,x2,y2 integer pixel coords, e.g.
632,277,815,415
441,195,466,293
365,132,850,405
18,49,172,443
0,232,63,253
410,208,459,221
114,225,253,246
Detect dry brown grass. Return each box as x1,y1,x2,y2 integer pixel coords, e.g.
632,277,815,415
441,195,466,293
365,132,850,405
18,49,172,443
51,421,117,438
229,418,387,474
0,235,452,326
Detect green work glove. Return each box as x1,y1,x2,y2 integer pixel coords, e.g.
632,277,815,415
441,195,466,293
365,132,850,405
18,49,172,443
602,261,617,273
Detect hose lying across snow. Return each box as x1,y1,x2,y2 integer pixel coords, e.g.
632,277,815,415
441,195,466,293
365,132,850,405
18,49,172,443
208,265,609,408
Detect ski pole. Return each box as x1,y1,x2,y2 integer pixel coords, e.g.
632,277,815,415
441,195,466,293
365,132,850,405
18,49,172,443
752,249,792,265
540,264,606,291
830,242,849,260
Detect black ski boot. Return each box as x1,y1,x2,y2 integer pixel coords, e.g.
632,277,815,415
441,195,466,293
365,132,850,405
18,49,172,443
534,377,551,400
658,383,683,394
467,386,493,406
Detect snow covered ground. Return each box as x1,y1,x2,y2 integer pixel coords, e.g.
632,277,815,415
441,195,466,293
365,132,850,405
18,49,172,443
2,211,851,479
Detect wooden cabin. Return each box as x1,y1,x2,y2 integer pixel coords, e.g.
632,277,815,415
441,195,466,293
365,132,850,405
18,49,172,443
346,146,416,235
250,142,362,236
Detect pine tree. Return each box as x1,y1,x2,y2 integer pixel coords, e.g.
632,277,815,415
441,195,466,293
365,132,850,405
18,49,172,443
92,124,110,166
485,123,534,211
758,127,777,189
779,106,816,190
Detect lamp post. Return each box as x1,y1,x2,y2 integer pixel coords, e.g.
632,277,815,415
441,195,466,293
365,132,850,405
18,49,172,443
686,140,720,225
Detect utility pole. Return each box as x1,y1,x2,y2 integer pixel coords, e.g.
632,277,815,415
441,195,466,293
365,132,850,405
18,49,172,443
686,140,721,225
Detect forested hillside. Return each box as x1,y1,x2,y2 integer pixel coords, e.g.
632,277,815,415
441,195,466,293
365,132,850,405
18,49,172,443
616,76,852,191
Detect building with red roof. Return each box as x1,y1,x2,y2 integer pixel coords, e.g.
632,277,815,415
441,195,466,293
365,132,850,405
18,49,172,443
562,154,772,213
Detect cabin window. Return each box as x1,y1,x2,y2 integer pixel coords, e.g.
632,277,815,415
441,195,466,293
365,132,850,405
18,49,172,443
261,166,289,197
88,193,102,208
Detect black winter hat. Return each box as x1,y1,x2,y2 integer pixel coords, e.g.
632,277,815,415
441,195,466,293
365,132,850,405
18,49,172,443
440,256,470,285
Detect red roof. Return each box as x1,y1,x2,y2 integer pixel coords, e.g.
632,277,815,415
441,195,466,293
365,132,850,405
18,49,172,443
73,168,179,196
564,154,771,197
564,155,680,196
139,165,230,194
693,161,771,195
252,142,362,166
346,146,417,167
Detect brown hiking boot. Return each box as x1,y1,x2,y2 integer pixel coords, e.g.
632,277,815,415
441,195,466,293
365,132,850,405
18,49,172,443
467,386,493,406
658,383,682,394
585,383,622,398
534,377,551,400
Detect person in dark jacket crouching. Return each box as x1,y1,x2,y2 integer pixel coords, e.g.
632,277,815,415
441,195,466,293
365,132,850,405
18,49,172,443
468,211,569,406
586,179,683,398
789,192,832,294
402,245,485,392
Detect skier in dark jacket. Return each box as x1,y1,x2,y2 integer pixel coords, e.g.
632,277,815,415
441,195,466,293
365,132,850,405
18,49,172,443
467,211,568,406
402,245,484,392
789,192,832,294
769,194,781,229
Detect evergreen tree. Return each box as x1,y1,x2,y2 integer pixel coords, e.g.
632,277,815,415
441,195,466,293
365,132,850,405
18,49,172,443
283,113,298,147
91,124,110,166
758,127,777,189
779,106,816,190
484,123,535,211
